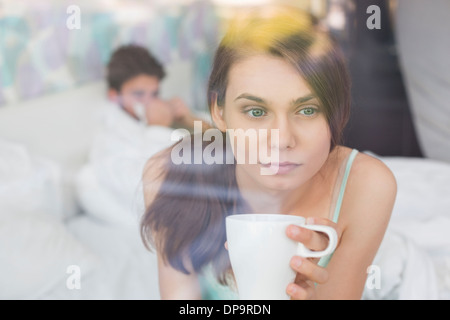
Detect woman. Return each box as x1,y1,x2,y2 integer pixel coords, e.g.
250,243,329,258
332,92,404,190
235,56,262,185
141,7,396,300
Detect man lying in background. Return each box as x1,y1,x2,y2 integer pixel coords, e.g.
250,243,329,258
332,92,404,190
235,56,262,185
106,44,207,130
75,44,211,227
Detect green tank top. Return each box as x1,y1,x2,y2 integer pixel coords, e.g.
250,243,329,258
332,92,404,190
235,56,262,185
317,148,358,267
200,149,359,299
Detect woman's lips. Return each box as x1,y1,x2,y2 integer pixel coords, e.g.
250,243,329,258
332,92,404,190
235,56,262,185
260,162,301,174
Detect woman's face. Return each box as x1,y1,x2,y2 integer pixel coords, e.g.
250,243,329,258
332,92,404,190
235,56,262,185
213,54,331,192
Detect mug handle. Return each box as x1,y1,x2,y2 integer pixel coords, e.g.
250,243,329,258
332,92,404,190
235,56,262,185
295,224,338,258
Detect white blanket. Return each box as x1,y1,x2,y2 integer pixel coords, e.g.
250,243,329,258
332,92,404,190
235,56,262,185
0,136,162,300
75,104,181,227
0,140,98,299
362,156,450,300
37,215,160,300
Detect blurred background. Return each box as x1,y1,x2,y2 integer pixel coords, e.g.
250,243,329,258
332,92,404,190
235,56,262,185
0,0,431,157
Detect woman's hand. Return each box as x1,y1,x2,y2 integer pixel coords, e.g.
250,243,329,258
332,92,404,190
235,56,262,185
285,217,342,300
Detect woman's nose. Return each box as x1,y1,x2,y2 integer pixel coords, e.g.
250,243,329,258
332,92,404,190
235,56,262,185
270,117,296,150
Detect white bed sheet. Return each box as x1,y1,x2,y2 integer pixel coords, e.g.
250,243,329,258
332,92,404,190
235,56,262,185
38,216,160,300
362,155,450,300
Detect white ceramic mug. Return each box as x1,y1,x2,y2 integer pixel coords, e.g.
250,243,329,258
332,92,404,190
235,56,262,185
226,214,338,300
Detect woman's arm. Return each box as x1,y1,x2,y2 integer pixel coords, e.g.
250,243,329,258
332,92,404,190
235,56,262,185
157,254,202,300
142,151,202,300
315,153,396,299
285,153,396,300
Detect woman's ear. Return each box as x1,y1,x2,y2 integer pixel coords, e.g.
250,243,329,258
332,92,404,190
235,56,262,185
210,96,227,132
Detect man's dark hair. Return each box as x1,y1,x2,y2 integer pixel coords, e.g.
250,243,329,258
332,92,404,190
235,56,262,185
106,44,166,91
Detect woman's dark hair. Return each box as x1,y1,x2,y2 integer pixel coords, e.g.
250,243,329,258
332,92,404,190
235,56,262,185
141,6,351,285
141,133,249,284
106,44,166,92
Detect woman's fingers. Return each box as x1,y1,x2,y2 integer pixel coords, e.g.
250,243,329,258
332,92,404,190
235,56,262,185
286,217,342,252
286,256,329,300
286,282,314,300
309,217,343,240
290,256,329,284
286,224,328,252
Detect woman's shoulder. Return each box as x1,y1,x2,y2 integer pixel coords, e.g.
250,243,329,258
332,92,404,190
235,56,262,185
351,150,397,191
334,146,396,188
340,147,397,224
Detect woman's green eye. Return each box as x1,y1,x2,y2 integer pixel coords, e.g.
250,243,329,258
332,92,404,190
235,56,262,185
247,109,265,118
299,107,317,116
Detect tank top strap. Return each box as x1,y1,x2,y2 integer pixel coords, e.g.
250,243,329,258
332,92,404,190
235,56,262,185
331,149,358,223
317,149,358,269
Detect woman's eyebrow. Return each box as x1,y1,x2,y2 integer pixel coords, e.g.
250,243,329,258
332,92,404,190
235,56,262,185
233,93,267,104
234,93,317,106
291,94,316,106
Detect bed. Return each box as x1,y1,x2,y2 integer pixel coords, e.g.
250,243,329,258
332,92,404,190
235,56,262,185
0,0,215,299
0,81,449,300
0,81,162,299
361,154,450,300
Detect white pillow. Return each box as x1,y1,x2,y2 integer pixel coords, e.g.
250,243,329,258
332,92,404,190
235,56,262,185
0,212,98,299
0,139,63,220
0,82,108,220
0,140,98,299
75,165,142,227
380,156,450,221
